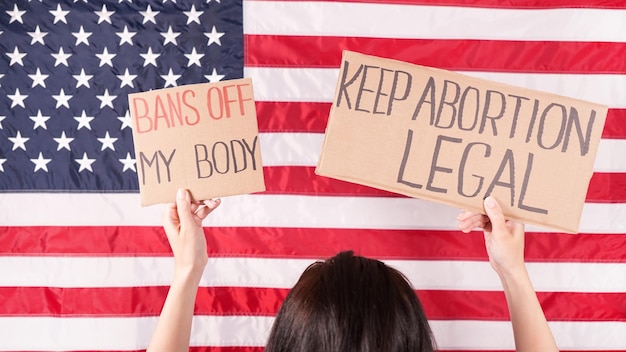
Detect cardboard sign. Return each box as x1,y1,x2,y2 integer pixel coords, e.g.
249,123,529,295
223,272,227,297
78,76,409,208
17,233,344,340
316,51,607,233
129,78,265,206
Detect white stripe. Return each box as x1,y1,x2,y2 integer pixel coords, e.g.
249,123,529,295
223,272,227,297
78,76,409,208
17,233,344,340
1,193,625,233
245,67,626,108
0,315,624,351
258,133,626,172
244,1,626,43
1,256,625,293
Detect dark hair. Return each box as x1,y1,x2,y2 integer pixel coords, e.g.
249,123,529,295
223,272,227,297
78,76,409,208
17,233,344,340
265,251,435,352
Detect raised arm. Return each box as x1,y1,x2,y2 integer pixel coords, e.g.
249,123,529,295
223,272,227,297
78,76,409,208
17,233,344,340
458,197,558,352
147,189,221,352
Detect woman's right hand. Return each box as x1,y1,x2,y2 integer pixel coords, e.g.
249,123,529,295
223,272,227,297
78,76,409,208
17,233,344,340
480,196,526,279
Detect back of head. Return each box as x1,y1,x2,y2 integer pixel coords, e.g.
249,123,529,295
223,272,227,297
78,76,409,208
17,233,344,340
265,251,435,352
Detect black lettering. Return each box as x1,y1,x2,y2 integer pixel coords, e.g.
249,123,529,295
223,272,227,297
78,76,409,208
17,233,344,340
518,152,549,214
355,65,378,113
230,139,247,173
426,135,463,194
212,141,230,174
242,136,259,170
396,129,423,189
387,70,412,115
412,76,436,123
458,86,480,131
484,149,515,207
336,61,364,110
537,103,566,150
434,80,460,129
525,99,540,143
458,142,491,198
373,67,393,115
195,144,213,178
139,151,160,185
508,94,530,138
562,108,596,156
479,89,506,136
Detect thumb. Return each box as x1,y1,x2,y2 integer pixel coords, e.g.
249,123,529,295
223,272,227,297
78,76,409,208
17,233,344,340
483,196,508,234
175,189,196,228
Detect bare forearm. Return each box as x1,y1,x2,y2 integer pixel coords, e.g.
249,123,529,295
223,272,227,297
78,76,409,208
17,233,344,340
147,271,202,352
500,268,559,352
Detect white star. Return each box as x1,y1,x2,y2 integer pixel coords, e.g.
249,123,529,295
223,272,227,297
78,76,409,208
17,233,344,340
28,25,48,45
96,47,116,67
74,111,94,130
7,47,26,66
161,68,181,88
0,116,5,129
8,89,28,108
161,26,180,46
75,153,96,172
7,4,26,24
53,89,72,108
9,131,29,151
185,47,204,67
29,68,49,88
31,152,52,172
140,5,159,24
117,68,137,88
97,89,117,109
205,68,225,83
0,158,5,172
29,110,50,130
98,131,118,151
116,25,136,45
119,0,132,2
73,68,93,88
95,4,114,24
51,47,72,67
204,26,224,46
184,5,203,25
53,131,74,151
207,0,221,3
119,153,136,172
0,73,4,87
162,0,177,3
72,26,92,46
118,111,132,130
50,4,70,24
140,47,160,67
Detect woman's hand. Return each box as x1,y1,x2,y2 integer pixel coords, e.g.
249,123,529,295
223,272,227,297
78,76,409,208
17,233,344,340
162,188,221,279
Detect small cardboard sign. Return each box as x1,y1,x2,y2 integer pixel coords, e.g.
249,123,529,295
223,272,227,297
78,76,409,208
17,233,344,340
128,78,265,206
316,51,608,233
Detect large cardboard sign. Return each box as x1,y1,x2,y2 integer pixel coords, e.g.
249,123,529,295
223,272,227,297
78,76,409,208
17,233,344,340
129,78,265,206
316,51,607,233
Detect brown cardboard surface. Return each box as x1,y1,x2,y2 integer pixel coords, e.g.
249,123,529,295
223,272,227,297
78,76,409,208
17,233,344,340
128,78,265,206
316,51,608,233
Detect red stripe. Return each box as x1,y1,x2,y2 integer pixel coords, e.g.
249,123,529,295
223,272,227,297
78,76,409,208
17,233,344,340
246,35,626,74
2,226,625,262
256,102,626,139
262,167,626,203
253,0,626,9
1,286,623,322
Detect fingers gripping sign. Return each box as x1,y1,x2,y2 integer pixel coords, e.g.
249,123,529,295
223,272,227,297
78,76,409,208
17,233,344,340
482,196,525,278
163,188,221,278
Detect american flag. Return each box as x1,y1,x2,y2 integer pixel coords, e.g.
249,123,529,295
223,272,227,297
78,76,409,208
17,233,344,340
1,0,625,351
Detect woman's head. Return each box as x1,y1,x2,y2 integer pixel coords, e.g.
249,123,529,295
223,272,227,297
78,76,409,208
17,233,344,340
265,251,435,352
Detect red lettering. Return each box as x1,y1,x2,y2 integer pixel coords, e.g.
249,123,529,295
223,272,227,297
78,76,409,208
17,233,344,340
236,83,252,116
131,97,153,133
183,90,200,126
153,95,170,131
207,86,224,120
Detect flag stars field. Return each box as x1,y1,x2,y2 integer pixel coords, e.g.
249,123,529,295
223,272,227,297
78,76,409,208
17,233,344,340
1,0,238,189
